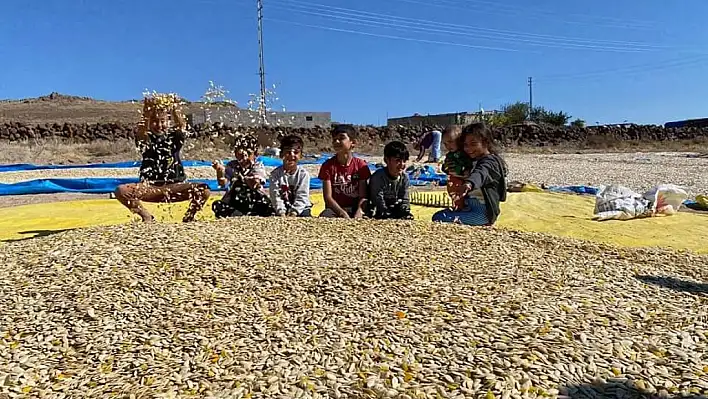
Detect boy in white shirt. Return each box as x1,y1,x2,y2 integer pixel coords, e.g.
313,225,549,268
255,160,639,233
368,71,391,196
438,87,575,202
269,135,313,217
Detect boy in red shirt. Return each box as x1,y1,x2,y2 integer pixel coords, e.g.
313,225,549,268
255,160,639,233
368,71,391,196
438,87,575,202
318,124,372,218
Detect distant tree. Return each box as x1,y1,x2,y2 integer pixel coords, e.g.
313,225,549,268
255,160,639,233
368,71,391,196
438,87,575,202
487,112,511,127
494,101,572,126
570,118,586,128
500,102,530,125
540,110,572,126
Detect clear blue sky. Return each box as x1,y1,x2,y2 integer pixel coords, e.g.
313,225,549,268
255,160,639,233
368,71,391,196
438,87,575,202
2,0,707,125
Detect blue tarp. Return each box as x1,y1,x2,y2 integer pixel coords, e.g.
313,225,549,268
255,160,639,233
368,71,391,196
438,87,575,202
0,177,324,196
547,185,599,196
0,153,378,196
0,155,327,172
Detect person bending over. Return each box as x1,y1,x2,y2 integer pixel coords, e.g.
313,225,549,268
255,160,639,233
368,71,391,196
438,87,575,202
114,93,210,223
269,134,313,217
413,125,442,163
318,124,371,218
367,141,413,220
432,123,507,226
212,134,275,218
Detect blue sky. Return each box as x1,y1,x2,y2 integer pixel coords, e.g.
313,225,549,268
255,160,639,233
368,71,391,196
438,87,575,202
1,0,707,125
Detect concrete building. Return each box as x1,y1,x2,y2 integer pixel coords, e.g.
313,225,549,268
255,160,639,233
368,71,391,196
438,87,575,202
664,118,708,129
387,111,499,128
188,108,331,128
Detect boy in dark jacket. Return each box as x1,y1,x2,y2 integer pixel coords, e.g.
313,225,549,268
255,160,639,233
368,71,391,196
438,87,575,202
367,141,414,220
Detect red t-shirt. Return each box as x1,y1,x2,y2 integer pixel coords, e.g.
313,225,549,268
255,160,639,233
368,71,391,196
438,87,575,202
318,156,372,208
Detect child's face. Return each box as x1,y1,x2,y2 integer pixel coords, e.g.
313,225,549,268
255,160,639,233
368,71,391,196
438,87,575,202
149,112,170,133
281,146,302,170
332,133,354,154
463,135,487,158
234,148,257,168
385,156,407,176
443,133,459,152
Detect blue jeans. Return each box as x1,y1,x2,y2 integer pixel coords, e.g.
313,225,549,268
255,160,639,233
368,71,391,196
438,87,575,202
429,130,442,162
432,197,490,226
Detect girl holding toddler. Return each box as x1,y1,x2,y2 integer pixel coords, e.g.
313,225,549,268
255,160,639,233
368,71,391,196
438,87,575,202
433,123,507,226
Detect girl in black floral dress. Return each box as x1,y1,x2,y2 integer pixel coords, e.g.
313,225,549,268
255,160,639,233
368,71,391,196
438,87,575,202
212,134,275,218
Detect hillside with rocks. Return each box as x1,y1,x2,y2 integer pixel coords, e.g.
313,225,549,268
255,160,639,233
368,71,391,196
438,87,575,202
1,93,707,152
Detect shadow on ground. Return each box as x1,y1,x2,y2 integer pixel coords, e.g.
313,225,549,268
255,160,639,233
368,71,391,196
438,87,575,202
2,229,73,243
636,275,708,295
560,381,707,398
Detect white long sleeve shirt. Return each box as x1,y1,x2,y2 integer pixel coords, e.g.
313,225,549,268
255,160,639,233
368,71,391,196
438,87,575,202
269,165,312,215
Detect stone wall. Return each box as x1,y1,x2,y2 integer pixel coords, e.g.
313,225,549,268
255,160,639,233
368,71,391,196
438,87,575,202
1,121,707,148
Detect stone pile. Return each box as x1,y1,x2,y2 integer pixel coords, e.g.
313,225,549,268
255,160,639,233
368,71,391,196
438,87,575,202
1,121,707,147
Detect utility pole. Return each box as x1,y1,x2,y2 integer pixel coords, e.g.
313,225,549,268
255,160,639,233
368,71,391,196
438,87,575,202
527,76,533,120
257,0,267,125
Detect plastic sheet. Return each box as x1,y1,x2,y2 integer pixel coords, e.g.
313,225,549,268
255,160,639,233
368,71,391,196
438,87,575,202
0,177,323,195
1,192,706,253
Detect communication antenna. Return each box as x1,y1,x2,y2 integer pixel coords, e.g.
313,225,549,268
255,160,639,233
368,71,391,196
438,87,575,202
257,0,267,124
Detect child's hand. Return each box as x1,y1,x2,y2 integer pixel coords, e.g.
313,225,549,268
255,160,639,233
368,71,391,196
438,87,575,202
287,210,298,217
212,160,224,171
353,208,364,219
245,176,261,189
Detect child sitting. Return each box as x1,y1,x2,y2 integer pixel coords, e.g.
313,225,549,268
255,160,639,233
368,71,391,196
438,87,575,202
269,135,313,217
212,134,275,218
367,141,413,220
433,122,508,226
442,125,475,210
318,124,371,218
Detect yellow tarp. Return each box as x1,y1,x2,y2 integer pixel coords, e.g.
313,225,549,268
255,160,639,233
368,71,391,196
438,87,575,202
1,192,706,254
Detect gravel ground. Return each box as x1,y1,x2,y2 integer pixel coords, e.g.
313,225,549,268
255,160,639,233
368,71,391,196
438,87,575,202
0,218,706,398
1,152,706,197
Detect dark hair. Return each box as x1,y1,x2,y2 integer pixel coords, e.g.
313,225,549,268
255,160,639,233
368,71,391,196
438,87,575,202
461,123,500,154
331,124,359,140
383,140,410,161
279,134,304,151
232,133,259,154
461,122,507,170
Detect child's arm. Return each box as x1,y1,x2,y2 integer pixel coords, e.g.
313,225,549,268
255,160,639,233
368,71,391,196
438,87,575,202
212,161,228,187
399,173,411,212
290,170,311,216
368,172,388,215
323,180,350,218
269,169,287,216
463,155,505,193
135,103,150,143
246,163,267,190
353,164,372,219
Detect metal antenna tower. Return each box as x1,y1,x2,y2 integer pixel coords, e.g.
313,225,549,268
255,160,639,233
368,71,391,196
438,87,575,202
257,0,267,124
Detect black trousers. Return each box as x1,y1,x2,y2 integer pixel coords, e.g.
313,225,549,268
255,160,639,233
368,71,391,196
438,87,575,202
213,187,275,218
367,201,414,220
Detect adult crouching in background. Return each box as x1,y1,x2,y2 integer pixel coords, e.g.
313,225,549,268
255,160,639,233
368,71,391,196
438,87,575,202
414,126,443,163
115,93,210,223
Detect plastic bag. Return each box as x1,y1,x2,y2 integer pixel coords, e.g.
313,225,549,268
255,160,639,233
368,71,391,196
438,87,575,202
593,185,652,221
593,184,689,221
697,194,708,209
642,184,689,215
